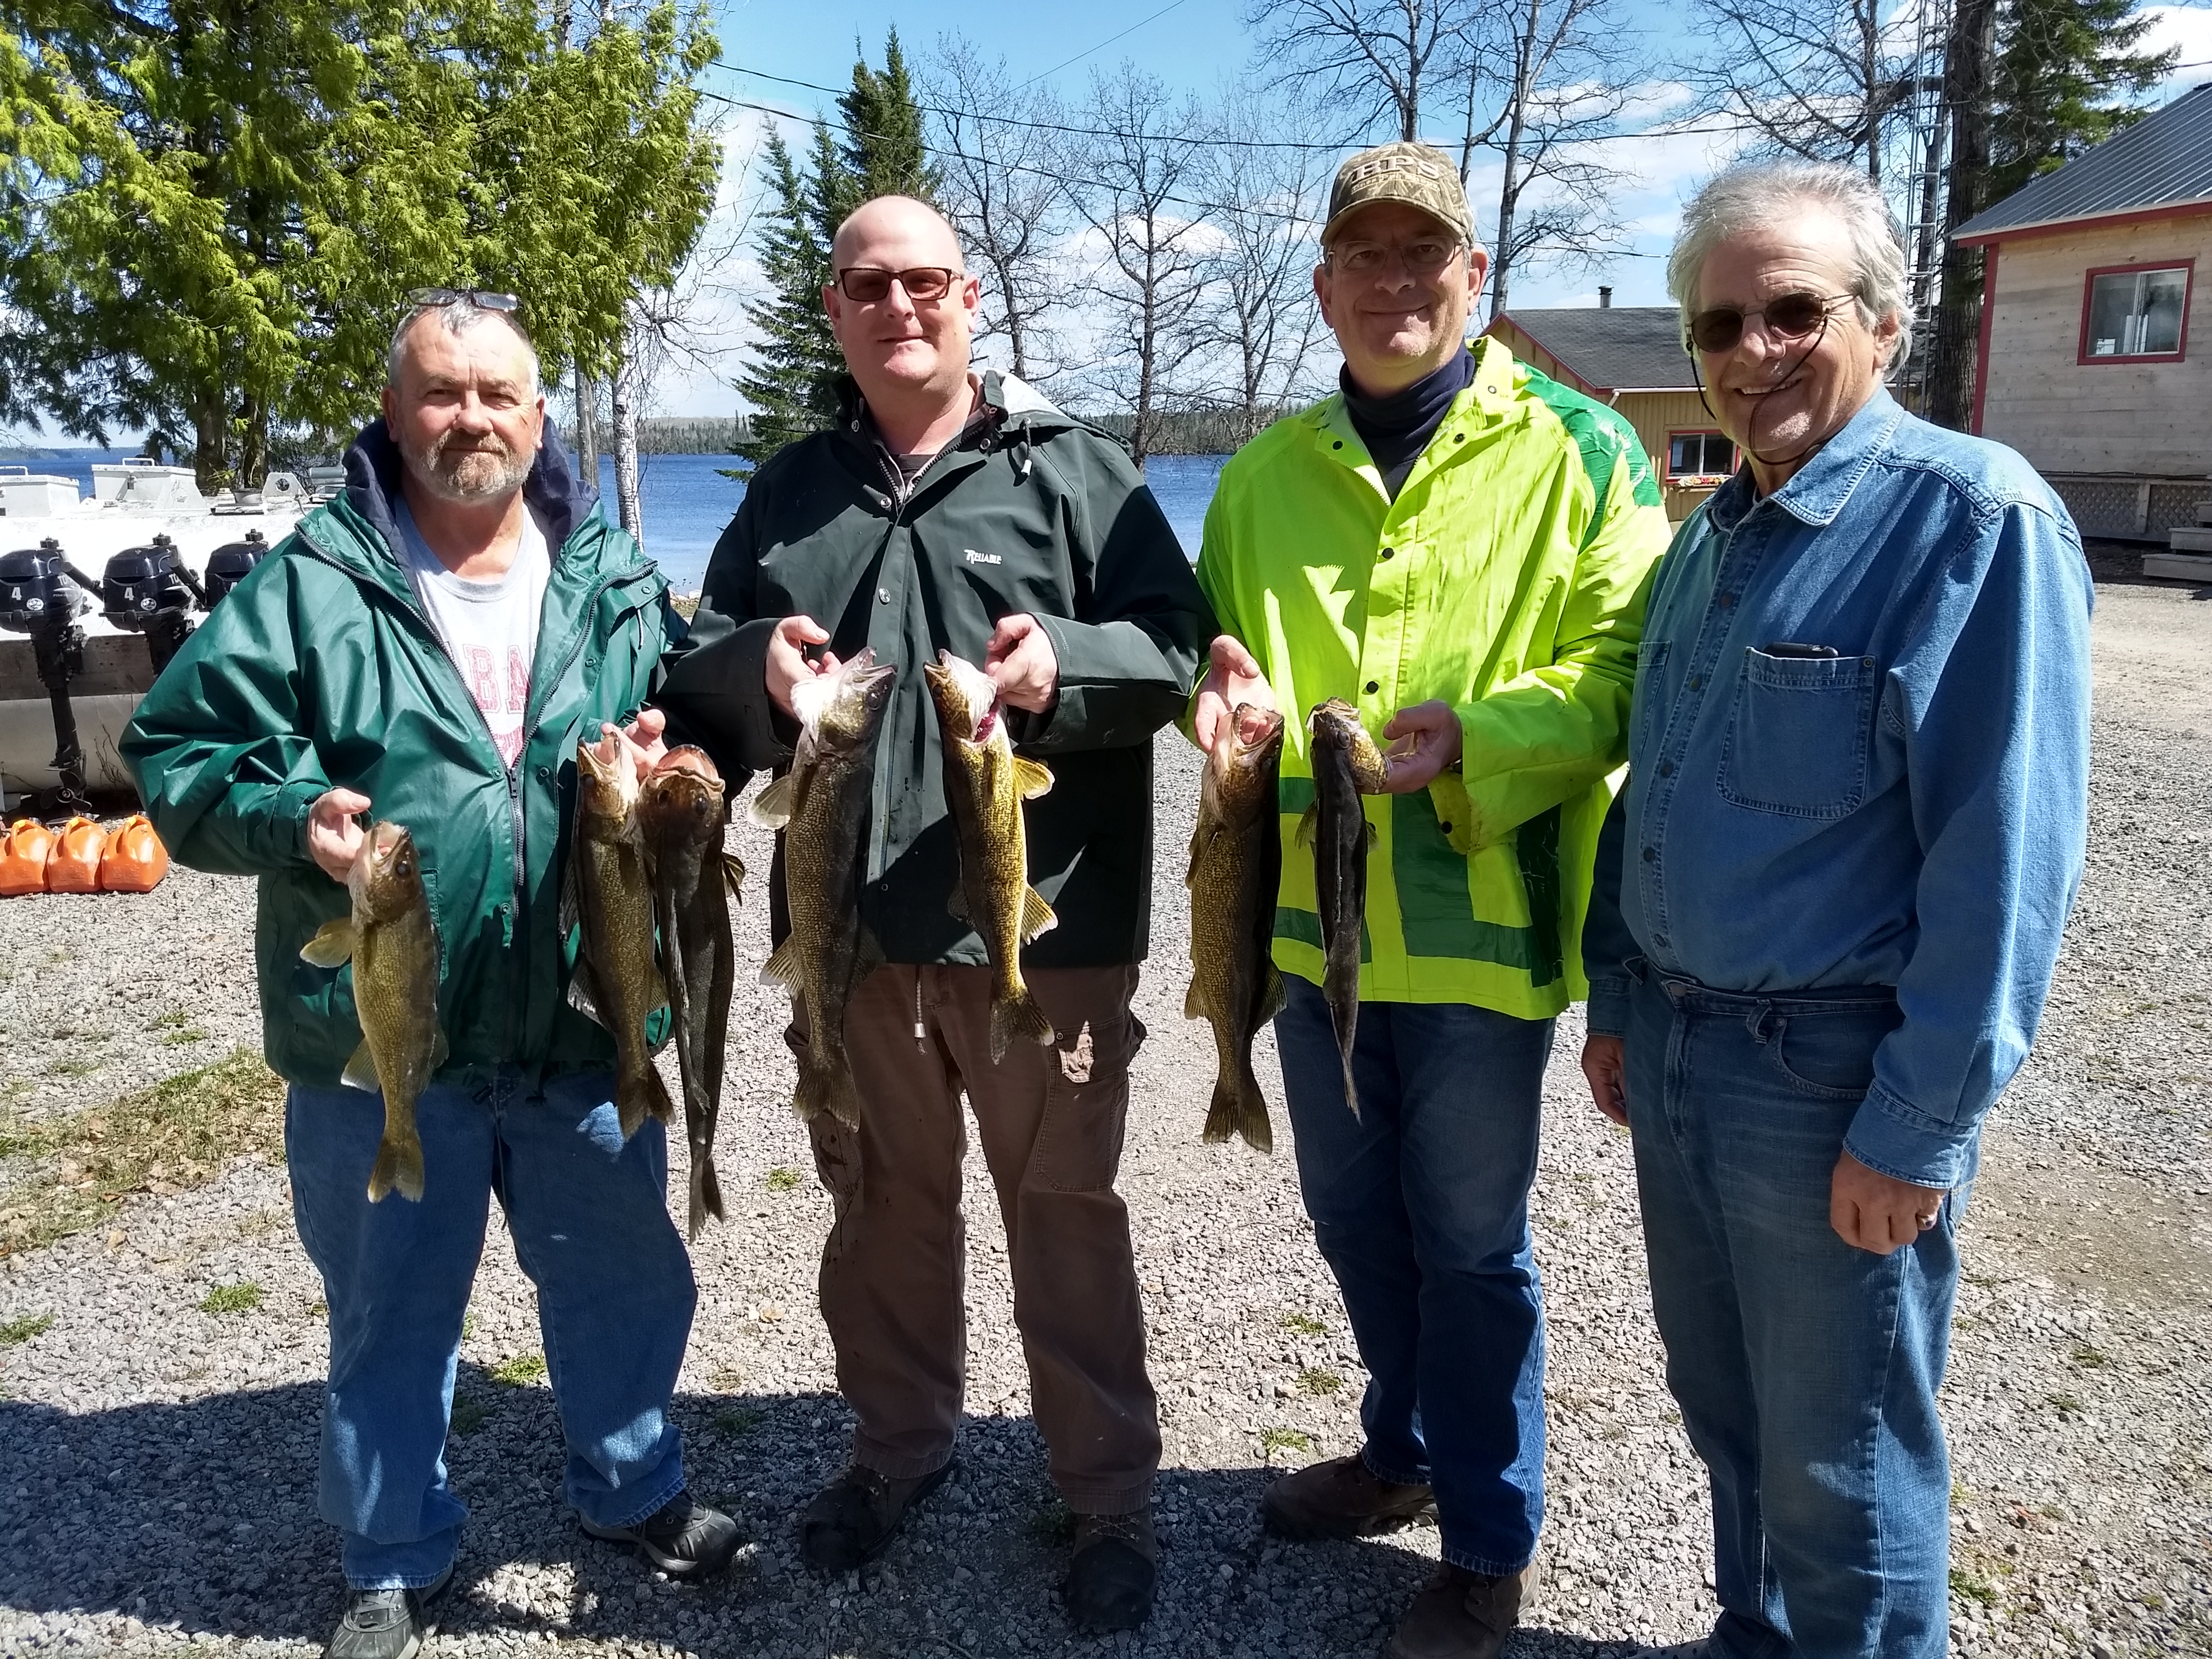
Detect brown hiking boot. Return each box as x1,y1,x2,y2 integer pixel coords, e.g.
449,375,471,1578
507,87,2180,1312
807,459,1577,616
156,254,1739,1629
1066,1508,1157,1631
1385,1558,1542,1659
797,1459,956,1572
1262,1454,1438,1540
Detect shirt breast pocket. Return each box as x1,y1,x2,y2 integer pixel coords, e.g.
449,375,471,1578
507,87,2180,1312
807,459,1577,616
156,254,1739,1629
1719,648,1877,819
1632,639,1671,754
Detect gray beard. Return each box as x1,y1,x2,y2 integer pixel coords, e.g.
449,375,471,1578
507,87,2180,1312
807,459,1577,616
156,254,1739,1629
403,428,534,503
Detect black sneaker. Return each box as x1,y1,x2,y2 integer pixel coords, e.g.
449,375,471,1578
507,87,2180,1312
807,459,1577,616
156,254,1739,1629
798,1459,957,1572
323,1564,452,1659
580,1490,743,1578
1066,1509,1157,1631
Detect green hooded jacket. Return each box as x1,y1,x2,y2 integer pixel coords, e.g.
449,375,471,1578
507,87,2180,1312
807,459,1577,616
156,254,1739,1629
121,423,681,1088
655,371,1212,967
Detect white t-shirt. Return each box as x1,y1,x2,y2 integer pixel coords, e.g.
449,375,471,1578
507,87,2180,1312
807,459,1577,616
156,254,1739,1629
393,500,551,769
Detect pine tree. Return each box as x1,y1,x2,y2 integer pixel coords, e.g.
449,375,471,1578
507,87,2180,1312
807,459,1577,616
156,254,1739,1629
1988,0,2176,200
730,30,940,471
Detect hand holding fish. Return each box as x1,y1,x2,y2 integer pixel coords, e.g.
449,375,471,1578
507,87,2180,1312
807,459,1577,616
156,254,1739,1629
1192,635,1276,755
767,614,842,717
307,787,374,883
1380,700,1463,793
616,708,670,780
983,613,1059,713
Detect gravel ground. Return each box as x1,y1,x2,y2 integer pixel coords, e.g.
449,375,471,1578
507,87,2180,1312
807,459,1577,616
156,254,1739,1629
1,565,2207,1659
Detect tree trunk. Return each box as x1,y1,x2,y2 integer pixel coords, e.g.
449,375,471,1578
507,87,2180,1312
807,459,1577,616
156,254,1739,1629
610,334,644,548
237,392,270,492
1489,2,1539,323
1926,0,1998,431
190,393,230,498
573,365,600,489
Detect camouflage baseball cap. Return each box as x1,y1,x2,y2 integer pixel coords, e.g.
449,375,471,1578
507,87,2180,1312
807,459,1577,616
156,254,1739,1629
1322,142,1473,246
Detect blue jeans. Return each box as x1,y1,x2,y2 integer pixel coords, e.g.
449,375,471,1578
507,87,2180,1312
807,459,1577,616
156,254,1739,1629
1273,974,1551,1575
286,1068,697,1589
1624,970,1965,1659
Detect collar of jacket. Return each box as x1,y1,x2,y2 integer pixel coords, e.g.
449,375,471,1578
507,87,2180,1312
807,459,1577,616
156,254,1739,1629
828,368,1082,500
1302,334,1522,489
336,416,595,577
1708,387,1906,533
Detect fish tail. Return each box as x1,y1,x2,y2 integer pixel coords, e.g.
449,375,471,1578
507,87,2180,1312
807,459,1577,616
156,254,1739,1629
617,1064,675,1139
687,1155,724,1242
367,1122,425,1204
1203,1047,1276,1155
988,984,1056,1066
794,1051,863,1128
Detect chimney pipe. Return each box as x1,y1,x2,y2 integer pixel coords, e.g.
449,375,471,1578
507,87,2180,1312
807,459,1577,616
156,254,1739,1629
1599,286,1613,309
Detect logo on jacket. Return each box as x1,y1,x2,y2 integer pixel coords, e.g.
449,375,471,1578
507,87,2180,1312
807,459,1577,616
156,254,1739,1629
963,549,1002,566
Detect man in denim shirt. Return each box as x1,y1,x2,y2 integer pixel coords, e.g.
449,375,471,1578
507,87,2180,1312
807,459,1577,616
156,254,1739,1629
1580,162,2091,1659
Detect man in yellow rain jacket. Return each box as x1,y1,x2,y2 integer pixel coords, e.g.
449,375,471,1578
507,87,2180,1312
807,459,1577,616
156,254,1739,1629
1192,142,1670,1659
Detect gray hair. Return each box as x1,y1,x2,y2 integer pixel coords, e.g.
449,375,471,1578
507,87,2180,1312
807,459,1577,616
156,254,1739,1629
1667,160,1914,366
386,298,541,393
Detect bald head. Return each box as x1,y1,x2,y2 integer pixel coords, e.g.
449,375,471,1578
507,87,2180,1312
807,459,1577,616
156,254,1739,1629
831,195,964,273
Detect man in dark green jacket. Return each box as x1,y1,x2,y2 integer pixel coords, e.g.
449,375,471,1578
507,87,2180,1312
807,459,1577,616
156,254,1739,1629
655,195,1209,1630
123,295,738,1659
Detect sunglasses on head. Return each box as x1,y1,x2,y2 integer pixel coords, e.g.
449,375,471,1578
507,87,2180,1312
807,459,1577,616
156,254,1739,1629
1685,290,1854,354
833,266,961,304
407,287,522,314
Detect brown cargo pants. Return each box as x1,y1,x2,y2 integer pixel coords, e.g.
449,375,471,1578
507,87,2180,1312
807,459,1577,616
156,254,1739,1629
799,961,1160,1515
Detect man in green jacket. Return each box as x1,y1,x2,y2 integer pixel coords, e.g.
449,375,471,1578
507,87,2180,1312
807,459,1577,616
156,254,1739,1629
123,294,739,1659
1192,144,1669,1659
654,195,1209,1630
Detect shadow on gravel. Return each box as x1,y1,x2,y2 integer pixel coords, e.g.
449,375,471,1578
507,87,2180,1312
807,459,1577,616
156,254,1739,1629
0,1375,1641,1657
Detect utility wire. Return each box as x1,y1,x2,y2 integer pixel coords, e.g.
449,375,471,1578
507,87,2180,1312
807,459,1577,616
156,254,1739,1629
1011,0,1195,89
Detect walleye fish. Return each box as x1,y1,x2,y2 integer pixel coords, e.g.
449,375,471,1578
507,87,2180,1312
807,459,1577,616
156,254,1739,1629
748,649,897,1125
301,821,447,1203
924,650,1057,1064
1300,698,1389,1116
640,746,744,1241
563,729,675,1138
1186,704,1286,1152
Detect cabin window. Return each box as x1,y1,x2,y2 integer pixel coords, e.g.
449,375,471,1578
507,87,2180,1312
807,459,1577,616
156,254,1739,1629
2081,263,2190,362
1667,431,1736,478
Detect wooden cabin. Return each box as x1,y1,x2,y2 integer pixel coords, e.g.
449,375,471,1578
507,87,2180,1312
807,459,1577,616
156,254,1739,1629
1955,83,2212,551
1485,303,1726,522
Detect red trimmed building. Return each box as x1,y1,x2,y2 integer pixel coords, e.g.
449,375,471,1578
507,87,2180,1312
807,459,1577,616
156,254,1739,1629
1955,82,2212,545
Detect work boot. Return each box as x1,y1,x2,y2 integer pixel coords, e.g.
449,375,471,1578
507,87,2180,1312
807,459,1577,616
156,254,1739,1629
580,1490,743,1578
1386,1558,1542,1659
1262,1453,1437,1539
323,1564,452,1659
798,1458,956,1572
1065,1508,1158,1631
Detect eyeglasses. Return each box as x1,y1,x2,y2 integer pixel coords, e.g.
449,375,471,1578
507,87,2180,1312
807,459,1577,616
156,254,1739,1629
1324,239,1466,276
833,267,961,304
1685,291,1854,353
407,287,522,313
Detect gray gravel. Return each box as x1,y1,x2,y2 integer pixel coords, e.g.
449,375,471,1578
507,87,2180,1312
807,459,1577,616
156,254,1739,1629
1,567,2207,1658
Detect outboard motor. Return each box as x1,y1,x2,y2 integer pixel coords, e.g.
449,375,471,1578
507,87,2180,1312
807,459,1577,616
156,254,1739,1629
101,533,207,674
0,537,99,816
203,529,269,606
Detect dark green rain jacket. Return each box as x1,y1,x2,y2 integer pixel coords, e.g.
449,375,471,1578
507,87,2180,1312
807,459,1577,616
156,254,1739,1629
121,422,680,1089
656,372,1212,967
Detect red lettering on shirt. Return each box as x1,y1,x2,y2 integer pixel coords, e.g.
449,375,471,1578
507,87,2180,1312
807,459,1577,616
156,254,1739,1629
466,647,498,713
509,648,529,714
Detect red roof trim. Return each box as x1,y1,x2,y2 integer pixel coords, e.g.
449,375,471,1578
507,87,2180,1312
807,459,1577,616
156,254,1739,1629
1955,199,2212,246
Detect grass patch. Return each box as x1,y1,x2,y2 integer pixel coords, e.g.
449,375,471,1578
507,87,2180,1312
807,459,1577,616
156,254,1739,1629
1259,1426,1311,1456
450,1396,490,1436
462,1311,476,1342
0,1047,285,1258
1280,1313,1325,1336
1949,1569,1997,1607
307,1300,328,1320
1297,1367,1342,1397
1,1313,54,1344
2070,1345,2108,1369
763,1166,801,1193
489,1352,548,1387
714,1407,764,1437
1029,1500,1076,1542
46,1057,101,1078
161,1028,208,1047
200,1282,262,1314
2047,1392,2085,1414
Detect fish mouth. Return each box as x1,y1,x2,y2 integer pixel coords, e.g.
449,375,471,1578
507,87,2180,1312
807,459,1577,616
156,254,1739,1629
1232,703,1285,752
927,650,999,744
654,744,720,783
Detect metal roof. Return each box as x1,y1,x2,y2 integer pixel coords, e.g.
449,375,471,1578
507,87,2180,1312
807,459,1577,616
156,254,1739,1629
1491,307,1693,392
1956,83,2212,242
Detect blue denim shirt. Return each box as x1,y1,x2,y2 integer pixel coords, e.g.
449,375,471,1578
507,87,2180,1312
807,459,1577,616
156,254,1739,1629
1583,389,2092,1187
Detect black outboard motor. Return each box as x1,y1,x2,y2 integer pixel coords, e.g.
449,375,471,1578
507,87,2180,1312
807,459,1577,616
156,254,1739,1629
0,537,99,816
101,533,207,674
203,529,269,606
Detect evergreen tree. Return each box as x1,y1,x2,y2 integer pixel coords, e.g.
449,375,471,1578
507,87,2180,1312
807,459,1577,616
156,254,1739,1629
1989,0,2176,200
730,30,939,471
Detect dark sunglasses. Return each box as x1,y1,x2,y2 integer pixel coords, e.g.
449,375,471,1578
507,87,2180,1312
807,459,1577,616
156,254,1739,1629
1685,291,1854,353
833,266,961,304
407,287,522,314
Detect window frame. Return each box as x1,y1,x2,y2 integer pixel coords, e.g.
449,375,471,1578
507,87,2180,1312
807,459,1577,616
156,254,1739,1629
2076,258,2194,365
1664,428,1737,482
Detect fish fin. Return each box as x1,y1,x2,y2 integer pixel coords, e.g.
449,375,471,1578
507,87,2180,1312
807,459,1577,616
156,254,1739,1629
430,1029,449,1071
300,918,354,969
722,854,746,904
794,1056,862,1127
367,1124,425,1204
1295,803,1318,849
747,773,794,830
1202,1069,1274,1155
988,986,1057,1066
945,882,970,923
558,847,579,938
1364,820,1378,848
1184,977,1207,1022
567,956,609,1027
687,1154,725,1242
760,935,800,991
1012,756,1053,800
616,1064,674,1139
341,1039,380,1093
1019,886,1056,943
1260,964,1287,1024
856,926,887,975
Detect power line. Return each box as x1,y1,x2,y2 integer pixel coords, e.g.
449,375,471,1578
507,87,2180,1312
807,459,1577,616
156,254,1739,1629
1011,0,1195,90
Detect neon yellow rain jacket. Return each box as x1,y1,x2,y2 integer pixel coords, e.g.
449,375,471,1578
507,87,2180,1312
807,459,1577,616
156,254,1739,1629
1195,336,1671,1020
